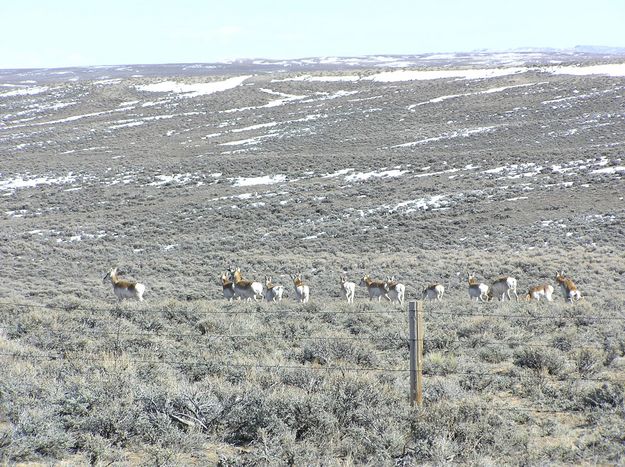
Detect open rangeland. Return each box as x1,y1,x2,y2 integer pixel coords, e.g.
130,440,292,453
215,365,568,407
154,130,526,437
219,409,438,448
1,52,624,465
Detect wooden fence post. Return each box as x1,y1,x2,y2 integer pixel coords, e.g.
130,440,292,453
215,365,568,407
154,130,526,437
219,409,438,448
408,300,424,406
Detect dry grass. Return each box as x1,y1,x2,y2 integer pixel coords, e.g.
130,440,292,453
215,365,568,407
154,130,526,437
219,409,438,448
1,293,624,464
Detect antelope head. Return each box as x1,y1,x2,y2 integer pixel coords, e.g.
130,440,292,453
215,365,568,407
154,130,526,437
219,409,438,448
231,267,244,284
467,272,479,285
103,267,118,283
220,271,232,285
291,273,304,287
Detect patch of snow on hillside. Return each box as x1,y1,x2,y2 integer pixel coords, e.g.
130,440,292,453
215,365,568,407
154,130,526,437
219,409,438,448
550,157,614,174
392,126,497,148
548,63,625,77
0,86,49,98
411,82,544,107
136,75,250,97
369,67,527,82
220,133,278,146
344,169,408,182
302,90,359,103
592,166,625,174
303,232,326,240
273,75,360,82
232,122,279,133
201,132,222,139
222,89,307,112
392,195,449,213
108,121,145,130
483,163,541,178
260,89,308,107
148,174,195,186
323,168,354,178
0,174,76,192
233,174,287,187
414,167,464,178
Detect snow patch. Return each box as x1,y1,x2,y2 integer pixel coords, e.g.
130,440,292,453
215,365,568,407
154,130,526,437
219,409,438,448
344,169,408,182
591,166,625,174
0,86,49,98
392,195,449,213
136,76,250,97
323,168,355,178
369,67,528,82
233,174,287,187
273,75,360,82
393,126,497,148
0,174,76,191
548,63,625,77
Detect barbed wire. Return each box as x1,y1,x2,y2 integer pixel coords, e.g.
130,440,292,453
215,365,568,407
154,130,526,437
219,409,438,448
1,351,623,384
0,323,614,354
0,348,618,416
0,323,403,341
0,351,408,372
0,301,406,316
446,405,622,416
428,310,625,321
3,300,625,321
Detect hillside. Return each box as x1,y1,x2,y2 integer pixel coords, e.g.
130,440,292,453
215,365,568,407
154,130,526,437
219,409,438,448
1,52,624,464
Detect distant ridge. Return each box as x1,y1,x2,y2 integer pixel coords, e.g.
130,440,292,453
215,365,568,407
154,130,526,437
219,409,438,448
2,47,625,79
574,45,625,55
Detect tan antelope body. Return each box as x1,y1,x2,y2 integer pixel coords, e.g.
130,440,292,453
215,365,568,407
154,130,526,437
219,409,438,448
291,274,310,303
555,271,581,302
230,267,263,301
220,271,236,301
489,276,519,301
422,284,445,301
103,267,145,301
264,276,284,302
339,276,356,304
468,273,489,302
386,276,405,305
526,283,554,301
359,275,391,302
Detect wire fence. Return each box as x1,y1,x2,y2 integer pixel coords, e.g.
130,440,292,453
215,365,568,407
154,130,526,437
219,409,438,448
1,299,624,416
2,299,624,320
0,323,615,353
1,350,623,384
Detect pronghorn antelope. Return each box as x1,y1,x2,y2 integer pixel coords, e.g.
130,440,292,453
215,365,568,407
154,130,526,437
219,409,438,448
264,276,284,302
291,273,310,303
229,267,263,301
467,273,489,302
102,267,145,301
359,275,390,302
339,276,356,304
526,283,554,301
489,276,519,301
422,283,445,301
220,271,236,301
555,271,581,302
386,276,405,305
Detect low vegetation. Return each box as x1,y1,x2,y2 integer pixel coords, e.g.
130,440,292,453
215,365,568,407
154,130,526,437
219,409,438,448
1,293,624,464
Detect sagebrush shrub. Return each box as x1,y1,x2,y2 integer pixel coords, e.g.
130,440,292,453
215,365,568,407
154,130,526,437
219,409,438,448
582,383,625,409
513,348,567,376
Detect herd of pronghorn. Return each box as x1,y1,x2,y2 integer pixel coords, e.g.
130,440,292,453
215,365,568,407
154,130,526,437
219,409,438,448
103,267,582,305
